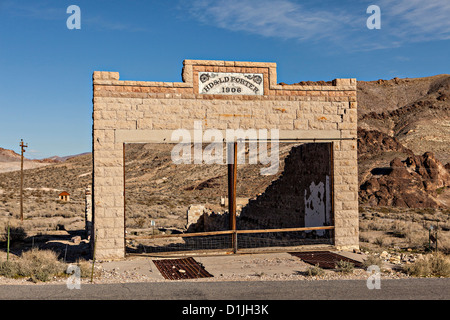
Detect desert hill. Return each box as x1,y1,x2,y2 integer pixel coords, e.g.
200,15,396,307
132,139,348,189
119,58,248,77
0,149,93,174
0,147,53,173
358,74,450,165
0,147,22,162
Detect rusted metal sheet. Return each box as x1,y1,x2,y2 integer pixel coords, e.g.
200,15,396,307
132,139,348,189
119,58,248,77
289,251,363,269
152,257,213,280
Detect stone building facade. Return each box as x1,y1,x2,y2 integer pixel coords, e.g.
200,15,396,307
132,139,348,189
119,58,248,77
92,60,359,260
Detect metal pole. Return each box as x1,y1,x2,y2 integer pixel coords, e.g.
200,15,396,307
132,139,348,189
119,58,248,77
435,228,438,253
91,234,97,283
227,142,237,253
7,222,10,261
429,228,431,251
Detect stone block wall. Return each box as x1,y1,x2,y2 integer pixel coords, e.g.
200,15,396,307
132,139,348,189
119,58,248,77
92,60,358,259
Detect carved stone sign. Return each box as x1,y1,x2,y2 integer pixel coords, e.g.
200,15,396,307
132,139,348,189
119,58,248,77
199,72,264,95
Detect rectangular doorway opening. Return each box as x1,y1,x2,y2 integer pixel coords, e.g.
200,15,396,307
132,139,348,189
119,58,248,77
123,141,334,256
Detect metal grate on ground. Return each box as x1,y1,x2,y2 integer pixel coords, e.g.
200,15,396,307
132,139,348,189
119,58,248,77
289,251,364,269
152,257,214,280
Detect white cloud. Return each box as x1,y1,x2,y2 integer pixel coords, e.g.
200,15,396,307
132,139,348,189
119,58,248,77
185,0,450,50
380,0,450,42
186,0,356,41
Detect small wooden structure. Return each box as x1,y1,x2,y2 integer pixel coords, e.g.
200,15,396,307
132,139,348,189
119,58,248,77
58,191,70,202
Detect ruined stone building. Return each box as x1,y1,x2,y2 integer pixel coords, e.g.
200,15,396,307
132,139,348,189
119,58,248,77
91,60,358,259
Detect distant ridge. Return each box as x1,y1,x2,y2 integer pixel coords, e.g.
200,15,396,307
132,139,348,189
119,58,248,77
40,152,91,163
0,148,91,173
0,148,19,162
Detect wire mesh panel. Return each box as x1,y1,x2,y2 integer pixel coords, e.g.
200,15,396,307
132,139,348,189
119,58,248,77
126,233,233,254
126,226,334,255
236,230,333,250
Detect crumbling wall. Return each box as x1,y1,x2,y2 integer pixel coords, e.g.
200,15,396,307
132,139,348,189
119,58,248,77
186,204,205,231
238,143,332,233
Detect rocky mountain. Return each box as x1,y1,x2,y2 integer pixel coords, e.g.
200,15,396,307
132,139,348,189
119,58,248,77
357,74,450,208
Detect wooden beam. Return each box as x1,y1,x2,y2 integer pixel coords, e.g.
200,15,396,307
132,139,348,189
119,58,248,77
126,226,335,240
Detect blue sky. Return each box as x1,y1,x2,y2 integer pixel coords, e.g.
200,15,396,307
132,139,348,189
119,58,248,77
0,0,449,159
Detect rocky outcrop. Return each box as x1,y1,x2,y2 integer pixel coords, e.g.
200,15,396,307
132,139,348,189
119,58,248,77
359,152,450,208
357,128,413,160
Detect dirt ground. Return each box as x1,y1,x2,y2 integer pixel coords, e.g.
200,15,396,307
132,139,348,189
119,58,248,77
0,242,415,286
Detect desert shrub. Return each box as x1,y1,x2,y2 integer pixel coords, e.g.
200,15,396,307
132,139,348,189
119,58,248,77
376,207,391,214
0,249,65,282
358,221,371,232
373,237,385,247
17,248,65,282
359,234,370,243
0,260,19,278
436,186,447,195
133,217,147,228
362,255,383,269
335,260,354,274
429,253,450,277
405,230,427,249
306,264,325,277
75,259,93,278
403,253,450,277
438,236,450,254
390,221,409,238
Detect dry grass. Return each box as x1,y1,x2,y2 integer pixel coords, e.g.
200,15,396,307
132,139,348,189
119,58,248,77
0,249,95,282
75,259,94,278
359,206,450,254
306,264,325,277
334,260,355,274
362,254,384,269
0,248,65,282
403,252,450,277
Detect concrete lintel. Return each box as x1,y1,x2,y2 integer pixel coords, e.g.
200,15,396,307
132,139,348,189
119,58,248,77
115,129,341,144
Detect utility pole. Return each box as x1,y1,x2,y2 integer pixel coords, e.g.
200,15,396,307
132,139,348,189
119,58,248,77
19,139,28,222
